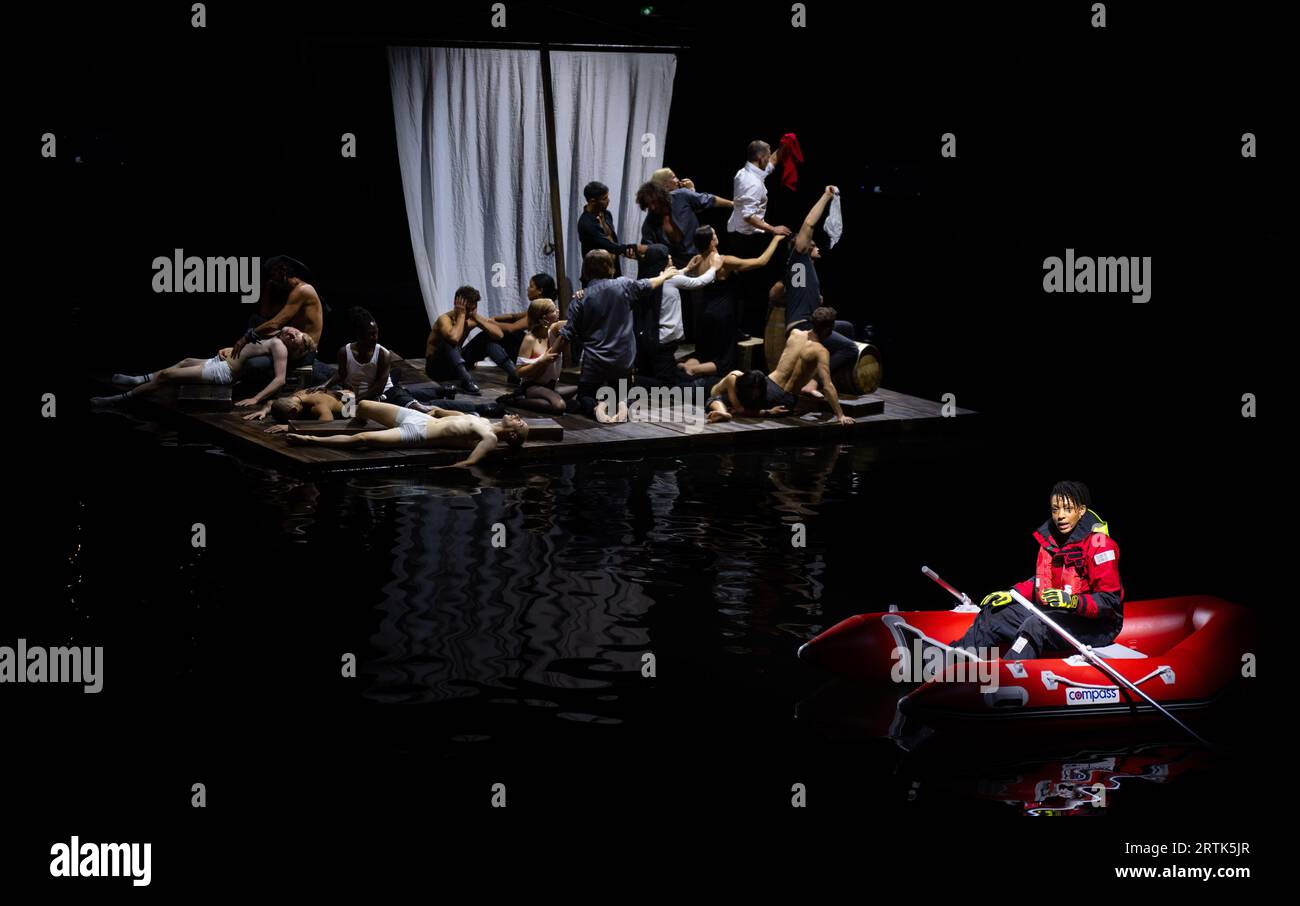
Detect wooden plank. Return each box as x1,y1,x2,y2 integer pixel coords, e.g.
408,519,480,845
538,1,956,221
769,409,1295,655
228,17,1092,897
835,394,886,417
177,384,232,412
520,418,563,441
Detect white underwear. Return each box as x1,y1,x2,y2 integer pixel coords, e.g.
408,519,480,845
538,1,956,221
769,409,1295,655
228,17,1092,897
201,356,233,385
392,406,433,445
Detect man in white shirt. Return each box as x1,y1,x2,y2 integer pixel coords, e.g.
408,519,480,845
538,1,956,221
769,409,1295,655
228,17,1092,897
728,140,792,241
727,140,792,336
636,243,718,385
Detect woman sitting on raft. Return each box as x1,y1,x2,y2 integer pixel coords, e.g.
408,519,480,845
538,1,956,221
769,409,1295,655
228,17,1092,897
675,226,784,379
505,298,568,415
92,327,316,410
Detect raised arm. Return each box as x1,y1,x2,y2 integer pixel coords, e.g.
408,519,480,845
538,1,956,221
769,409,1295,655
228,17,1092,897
469,310,504,341
433,308,468,348
795,186,838,254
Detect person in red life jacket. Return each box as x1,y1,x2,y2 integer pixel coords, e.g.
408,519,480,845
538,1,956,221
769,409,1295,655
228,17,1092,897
951,480,1123,660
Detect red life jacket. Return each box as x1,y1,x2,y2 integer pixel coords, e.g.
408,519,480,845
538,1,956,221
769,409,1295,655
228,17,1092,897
1012,510,1124,622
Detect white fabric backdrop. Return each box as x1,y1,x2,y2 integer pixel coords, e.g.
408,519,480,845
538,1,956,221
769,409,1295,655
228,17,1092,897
389,47,676,322
549,51,677,282
388,47,553,320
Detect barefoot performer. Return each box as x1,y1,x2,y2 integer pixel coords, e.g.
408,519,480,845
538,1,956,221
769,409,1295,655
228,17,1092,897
285,401,529,468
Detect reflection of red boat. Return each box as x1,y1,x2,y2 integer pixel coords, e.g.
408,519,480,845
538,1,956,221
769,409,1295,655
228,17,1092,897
940,744,1217,816
798,596,1254,728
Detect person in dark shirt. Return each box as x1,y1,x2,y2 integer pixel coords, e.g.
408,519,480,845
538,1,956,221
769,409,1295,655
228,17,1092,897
770,186,857,374
551,250,678,421
635,181,733,268
577,181,642,262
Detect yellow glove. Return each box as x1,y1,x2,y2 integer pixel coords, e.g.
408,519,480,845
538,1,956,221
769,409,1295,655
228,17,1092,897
980,591,1014,608
1040,588,1080,611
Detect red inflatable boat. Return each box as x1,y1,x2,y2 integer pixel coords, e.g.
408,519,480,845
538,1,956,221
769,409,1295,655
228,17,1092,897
798,596,1255,729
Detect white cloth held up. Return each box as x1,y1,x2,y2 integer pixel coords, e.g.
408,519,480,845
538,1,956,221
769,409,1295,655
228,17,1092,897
825,190,843,249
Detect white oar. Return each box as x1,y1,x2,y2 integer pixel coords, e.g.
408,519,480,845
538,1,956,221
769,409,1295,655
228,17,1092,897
1007,589,1212,747
921,565,974,609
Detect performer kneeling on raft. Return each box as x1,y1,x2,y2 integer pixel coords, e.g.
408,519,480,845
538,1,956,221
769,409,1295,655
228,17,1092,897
285,402,528,468
705,306,855,425
950,480,1124,660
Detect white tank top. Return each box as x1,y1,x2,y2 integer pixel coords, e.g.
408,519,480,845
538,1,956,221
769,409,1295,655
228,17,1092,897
344,343,394,397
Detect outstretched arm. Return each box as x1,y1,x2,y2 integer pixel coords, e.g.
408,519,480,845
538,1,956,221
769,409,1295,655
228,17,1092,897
722,235,785,273
795,186,838,254
437,434,498,469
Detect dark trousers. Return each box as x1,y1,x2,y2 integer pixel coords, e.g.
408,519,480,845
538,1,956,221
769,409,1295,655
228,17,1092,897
382,382,503,417
951,604,1120,660
575,362,629,418
726,230,777,336
238,350,329,391
427,332,516,382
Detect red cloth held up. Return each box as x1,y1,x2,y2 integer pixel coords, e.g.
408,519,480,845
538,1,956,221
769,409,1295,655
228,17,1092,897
779,132,804,191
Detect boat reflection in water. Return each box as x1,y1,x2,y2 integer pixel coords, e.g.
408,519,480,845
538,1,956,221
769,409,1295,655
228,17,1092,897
796,678,1250,815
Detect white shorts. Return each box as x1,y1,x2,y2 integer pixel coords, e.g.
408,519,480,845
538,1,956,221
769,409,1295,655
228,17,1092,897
391,406,432,445
201,356,233,385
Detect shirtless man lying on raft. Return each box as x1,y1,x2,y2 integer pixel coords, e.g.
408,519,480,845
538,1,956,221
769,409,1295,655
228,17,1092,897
284,400,528,468
706,306,854,426
243,387,347,432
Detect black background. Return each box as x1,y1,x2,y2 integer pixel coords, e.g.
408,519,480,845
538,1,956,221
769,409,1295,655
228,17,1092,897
13,0,1280,890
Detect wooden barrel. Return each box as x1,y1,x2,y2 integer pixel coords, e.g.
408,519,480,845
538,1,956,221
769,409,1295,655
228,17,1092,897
831,341,883,395
763,303,788,371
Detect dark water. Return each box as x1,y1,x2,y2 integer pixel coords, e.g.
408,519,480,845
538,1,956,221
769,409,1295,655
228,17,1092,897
18,404,1268,829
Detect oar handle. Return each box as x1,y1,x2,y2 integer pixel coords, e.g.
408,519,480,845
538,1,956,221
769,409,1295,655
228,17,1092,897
922,566,973,607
